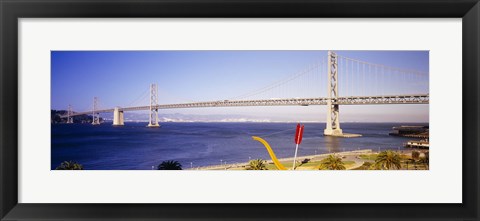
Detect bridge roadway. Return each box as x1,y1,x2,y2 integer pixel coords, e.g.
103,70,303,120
63,94,429,118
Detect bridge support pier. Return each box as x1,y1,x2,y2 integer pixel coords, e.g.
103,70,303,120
66,104,73,124
113,107,124,126
147,83,160,128
324,51,343,136
324,102,343,136
92,97,100,125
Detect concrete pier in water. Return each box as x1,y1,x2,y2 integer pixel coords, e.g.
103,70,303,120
113,107,124,126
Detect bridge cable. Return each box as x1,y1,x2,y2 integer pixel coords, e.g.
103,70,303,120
228,58,325,101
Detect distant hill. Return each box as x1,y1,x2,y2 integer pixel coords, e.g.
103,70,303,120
51,110,103,124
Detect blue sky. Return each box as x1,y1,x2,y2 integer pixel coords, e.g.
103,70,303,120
51,50,429,122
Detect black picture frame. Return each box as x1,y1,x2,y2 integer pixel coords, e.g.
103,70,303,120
1,0,479,220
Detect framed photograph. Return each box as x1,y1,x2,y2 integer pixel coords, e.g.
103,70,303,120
1,0,479,220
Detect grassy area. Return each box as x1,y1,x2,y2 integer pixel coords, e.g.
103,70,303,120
342,161,356,166
265,161,302,170
300,161,318,167
359,154,378,161
351,158,429,170
400,160,428,170
225,150,429,171
352,162,373,170
263,159,356,170
342,161,357,169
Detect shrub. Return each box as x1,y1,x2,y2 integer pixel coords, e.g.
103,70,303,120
411,150,420,160
157,160,182,170
55,161,83,170
246,159,268,170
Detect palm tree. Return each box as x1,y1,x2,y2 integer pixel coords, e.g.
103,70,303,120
157,160,182,170
319,155,346,170
375,150,402,170
55,161,83,170
246,159,268,170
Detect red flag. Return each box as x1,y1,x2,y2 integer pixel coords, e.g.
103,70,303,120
294,124,300,143
298,125,304,144
294,124,305,144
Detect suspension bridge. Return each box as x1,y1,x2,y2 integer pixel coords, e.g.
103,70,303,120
60,51,429,137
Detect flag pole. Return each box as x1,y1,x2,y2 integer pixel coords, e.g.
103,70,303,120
293,143,299,170
293,123,304,170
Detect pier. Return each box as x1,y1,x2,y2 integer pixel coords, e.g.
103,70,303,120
405,140,429,149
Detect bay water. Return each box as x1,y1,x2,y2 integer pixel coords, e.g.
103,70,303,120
51,122,426,170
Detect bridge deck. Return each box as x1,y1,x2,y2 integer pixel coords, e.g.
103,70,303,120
63,94,429,118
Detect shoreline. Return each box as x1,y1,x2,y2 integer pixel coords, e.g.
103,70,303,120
188,148,428,170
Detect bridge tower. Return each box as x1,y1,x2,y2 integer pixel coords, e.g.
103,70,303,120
113,107,124,126
66,104,73,124
92,97,100,125
324,51,343,136
147,83,160,128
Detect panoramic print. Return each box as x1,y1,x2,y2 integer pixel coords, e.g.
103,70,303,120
51,50,429,170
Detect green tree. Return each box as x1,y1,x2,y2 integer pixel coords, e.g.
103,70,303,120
406,150,421,170
157,160,182,170
411,150,420,160
375,150,402,170
420,151,429,169
246,159,268,170
319,155,346,170
55,161,83,170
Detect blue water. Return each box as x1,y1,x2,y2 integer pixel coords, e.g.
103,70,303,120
51,122,426,170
